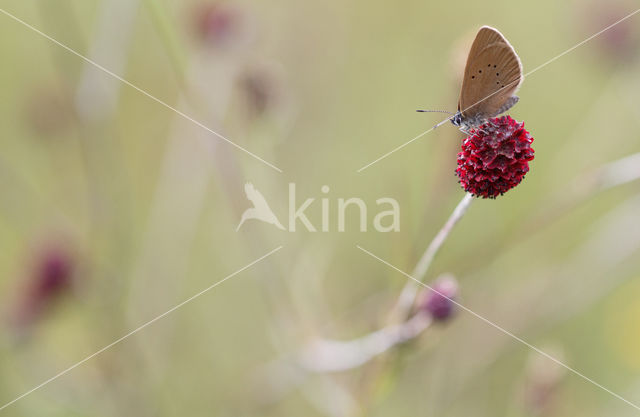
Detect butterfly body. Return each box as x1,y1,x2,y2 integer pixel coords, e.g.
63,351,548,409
451,96,519,130
450,26,523,130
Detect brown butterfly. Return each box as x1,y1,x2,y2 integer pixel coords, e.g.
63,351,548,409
421,26,523,132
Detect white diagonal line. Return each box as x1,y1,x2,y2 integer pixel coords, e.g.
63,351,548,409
0,8,283,173
356,127,436,173
357,7,640,173
356,245,640,412
0,246,283,412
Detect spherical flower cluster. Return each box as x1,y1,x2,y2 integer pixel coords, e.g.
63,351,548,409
456,115,534,199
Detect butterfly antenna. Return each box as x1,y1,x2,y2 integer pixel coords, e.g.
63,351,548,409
416,110,455,130
416,109,455,115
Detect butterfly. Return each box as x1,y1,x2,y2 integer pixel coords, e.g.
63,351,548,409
420,26,523,133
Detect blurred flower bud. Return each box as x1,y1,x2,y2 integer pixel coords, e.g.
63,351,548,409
521,345,566,416
9,243,76,330
239,62,285,119
580,0,639,64
419,275,459,321
23,85,74,136
191,3,253,50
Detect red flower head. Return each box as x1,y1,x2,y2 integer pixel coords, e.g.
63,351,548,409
456,115,534,199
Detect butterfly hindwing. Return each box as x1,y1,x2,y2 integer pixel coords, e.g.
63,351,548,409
458,26,523,123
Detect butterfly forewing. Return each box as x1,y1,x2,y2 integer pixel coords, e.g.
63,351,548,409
458,26,523,121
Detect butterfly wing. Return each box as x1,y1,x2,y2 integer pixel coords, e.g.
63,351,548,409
458,26,523,122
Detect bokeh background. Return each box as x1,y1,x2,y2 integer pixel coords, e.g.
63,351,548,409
1,0,640,416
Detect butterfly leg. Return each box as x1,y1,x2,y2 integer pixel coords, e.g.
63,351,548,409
459,127,474,136
459,126,491,136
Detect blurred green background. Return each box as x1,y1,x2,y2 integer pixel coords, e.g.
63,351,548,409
1,0,640,416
